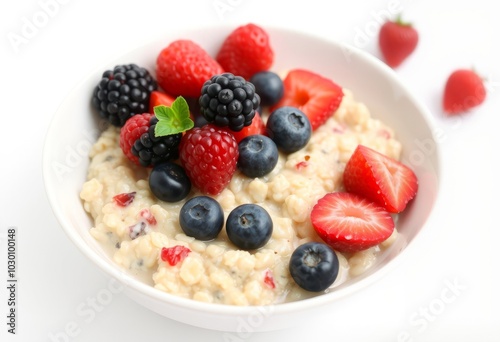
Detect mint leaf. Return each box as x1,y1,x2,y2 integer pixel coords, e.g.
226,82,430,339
153,96,194,137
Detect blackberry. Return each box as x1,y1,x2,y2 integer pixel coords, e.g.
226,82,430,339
132,117,182,167
199,73,260,132
92,64,157,127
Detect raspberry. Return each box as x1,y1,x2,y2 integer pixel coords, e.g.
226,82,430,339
199,73,260,132
92,64,157,127
119,113,181,167
179,125,239,195
216,23,274,80
156,40,224,98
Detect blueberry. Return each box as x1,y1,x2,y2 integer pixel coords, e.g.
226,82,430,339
179,196,224,241
149,162,191,202
250,71,284,106
238,135,278,178
289,242,339,292
266,106,311,153
226,204,273,250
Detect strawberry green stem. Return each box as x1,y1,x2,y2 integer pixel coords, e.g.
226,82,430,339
395,14,412,27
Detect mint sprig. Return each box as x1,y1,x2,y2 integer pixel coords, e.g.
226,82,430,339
154,96,194,137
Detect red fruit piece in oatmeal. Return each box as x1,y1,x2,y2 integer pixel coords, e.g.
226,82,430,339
113,192,137,207
139,209,157,225
343,144,418,213
264,269,275,289
161,246,191,266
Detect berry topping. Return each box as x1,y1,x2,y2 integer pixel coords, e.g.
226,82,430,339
226,204,273,250
238,135,279,178
263,269,275,289
119,113,182,167
311,192,395,253
199,73,261,132
343,145,418,213
132,117,182,167
266,106,312,153
92,64,157,127
160,246,191,266
216,23,274,80
119,97,193,167
270,69,344,130
378,16,419,68
218,111,265,144
443,69,486,114
179,196,224,241
113,191,136,207
156,40,224,98
289,242,339,292
249,71,284,106
149,162,191,202
179,125,239,195
149,90,175,113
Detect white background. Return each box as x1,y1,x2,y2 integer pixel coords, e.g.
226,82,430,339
1,0,499,341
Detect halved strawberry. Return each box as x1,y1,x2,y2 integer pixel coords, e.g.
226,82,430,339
270,69,344,130
343,145,418,213
149,90,195,122
149,90,175,113
217,111,265,144
311,192,394,253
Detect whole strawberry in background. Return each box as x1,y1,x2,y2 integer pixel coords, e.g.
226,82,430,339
216,23,274,80
378,16,419,68
443,69,486,114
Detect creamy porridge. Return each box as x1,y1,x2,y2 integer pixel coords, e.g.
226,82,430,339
80,89,402,305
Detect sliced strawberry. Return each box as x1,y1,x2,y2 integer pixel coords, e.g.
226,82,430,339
149,90,195,121
218,111,265,144
270,69,344,130
149,90,175,113
343,145,418,213
311,192,394,253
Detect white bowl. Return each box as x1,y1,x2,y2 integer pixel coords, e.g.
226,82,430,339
43,25,441,332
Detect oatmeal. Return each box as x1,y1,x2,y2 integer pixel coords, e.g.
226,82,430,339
80,89,402,305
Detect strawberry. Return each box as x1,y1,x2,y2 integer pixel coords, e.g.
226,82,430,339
216,23,274,80
378,17,419,68
149,90,175,114
179,125,239,195
218,111,265,144
443,69,486,114
270,69,343,130
149,91,195,122
156,40,224,98
311,192,395,253
343,145,418,213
